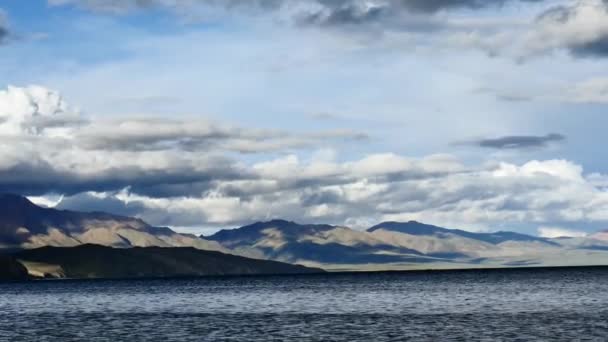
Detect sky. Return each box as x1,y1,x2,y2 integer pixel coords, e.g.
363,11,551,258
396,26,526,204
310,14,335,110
1,0,608,236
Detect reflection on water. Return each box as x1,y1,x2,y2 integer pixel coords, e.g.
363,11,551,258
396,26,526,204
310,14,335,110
1,267,608,341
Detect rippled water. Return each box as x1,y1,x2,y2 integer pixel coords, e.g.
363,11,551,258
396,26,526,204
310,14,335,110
1,267,608,341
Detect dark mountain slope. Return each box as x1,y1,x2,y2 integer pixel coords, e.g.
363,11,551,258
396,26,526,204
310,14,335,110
13,244,323,279
0,256,29,281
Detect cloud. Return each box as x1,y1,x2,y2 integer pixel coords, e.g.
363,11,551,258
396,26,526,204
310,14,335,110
569,78,608,104
50,156,608,233
47,0,549,30
47,0,543,40
0,9,10,44
3,86,608,233
0,85,367,197
466,133,566,150
501,0,608,59
48,0,288,16
538,226,588,238
532,1,608,58
535,1,608,57
441,0,608,61
47,0,608,61
48,0,546,16
0,85,84,136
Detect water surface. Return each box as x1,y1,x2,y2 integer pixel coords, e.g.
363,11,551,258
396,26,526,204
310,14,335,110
1,267,607,341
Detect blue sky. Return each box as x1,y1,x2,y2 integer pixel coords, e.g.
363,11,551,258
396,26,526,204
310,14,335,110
1,0,608,236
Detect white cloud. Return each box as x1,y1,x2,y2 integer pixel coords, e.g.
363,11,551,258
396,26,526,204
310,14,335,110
54,155,608,232
538,226,588,238
0,85,82,136
522,0,608,57
3,85,608,233
570,78,608,104
447,0,608,60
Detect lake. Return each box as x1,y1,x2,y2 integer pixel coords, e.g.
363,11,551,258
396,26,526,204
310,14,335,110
1,267,608,341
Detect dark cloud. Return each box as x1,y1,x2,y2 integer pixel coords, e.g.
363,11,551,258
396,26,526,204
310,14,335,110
301,190,345,206
0,10,9,44
299,4,387,27
55,192,209,228
72,119,368,153
496,94,534,103
298,0,547,28
396,0,544,13
470,133,566,150
571,36,608,58
0,154,254,197
535,2,608,58
0,26,8,44
56,192,147,217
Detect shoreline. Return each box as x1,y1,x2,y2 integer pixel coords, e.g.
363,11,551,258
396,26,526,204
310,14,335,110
7,263,608,283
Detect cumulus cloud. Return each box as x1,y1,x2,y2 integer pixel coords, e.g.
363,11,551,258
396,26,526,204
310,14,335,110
526,0,608,58
0,86,84,136
3,85,608,233
0,85,367,196
51,155,608,233
47,0,608,60
466,133,566,150
453,0,608,59
538,226,588,238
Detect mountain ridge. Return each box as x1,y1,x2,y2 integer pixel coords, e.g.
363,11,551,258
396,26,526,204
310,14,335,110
3,193,608,272
208,219,608,270
0,193,225,252
368,221,559,246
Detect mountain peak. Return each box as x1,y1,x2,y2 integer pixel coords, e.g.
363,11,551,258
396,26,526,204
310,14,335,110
367,221,443,234
265,219,294,225
0,193,37,207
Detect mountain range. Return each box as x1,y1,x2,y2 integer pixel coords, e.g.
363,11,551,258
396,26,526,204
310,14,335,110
0,193,225,252
2,193,608,275
12,244,322,279
207,220,608,270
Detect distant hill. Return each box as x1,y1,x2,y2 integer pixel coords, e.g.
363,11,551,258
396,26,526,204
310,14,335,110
207,219,432,265
4,193,608,272
208,220,608,270
591,230,608,242
368,221,558,246
12,244,323,279
0,194,224,252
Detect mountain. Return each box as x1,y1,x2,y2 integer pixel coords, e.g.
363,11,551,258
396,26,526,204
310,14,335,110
4,193,608,272
548,234,608,252
207,219,433,265
0,194,224,252
11,244,323,279
209,220,608,270
0,255,29,281
591,230,608,242
368,221,558,246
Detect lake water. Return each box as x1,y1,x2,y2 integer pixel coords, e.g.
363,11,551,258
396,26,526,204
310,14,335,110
1,267,608,341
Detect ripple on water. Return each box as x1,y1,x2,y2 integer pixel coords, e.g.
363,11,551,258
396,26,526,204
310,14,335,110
1,268,608,341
